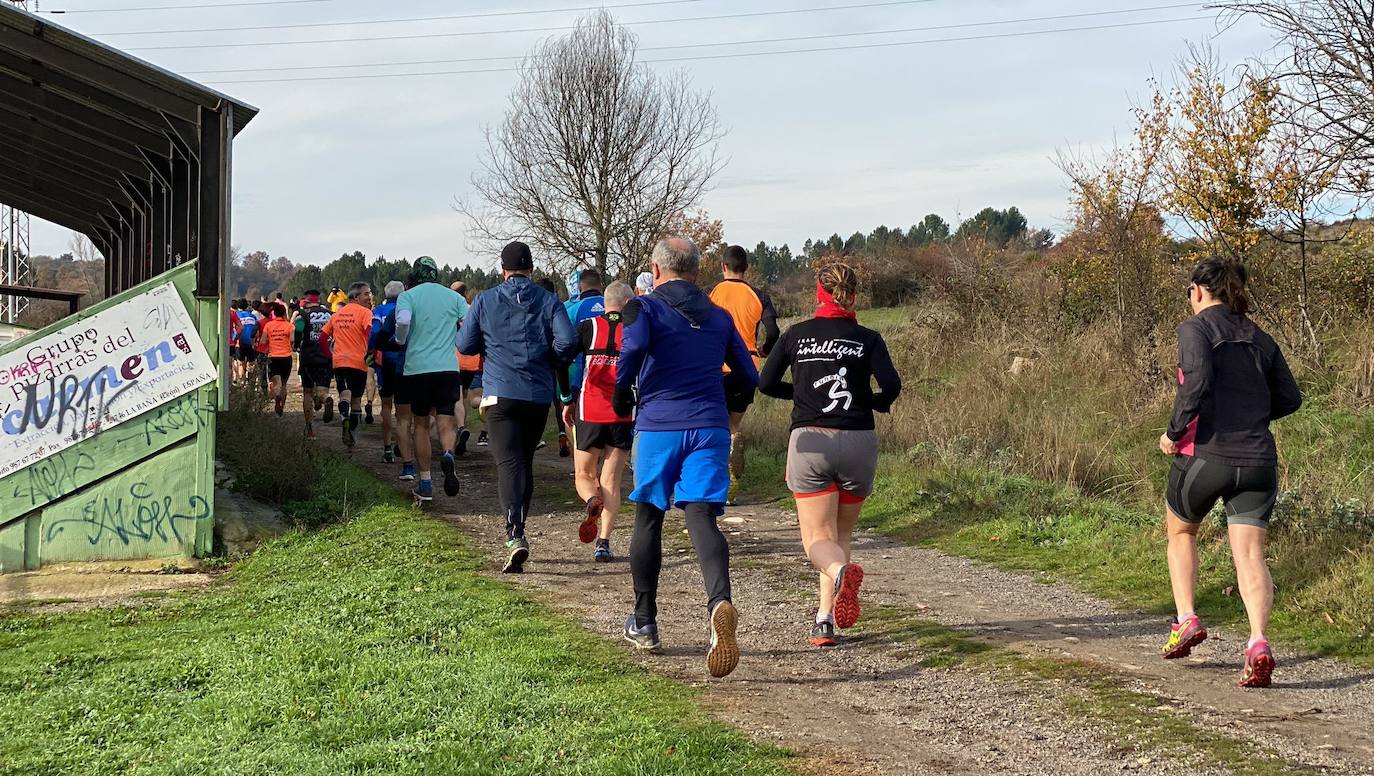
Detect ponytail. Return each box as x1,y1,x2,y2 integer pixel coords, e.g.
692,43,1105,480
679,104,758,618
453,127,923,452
817,262,859,309
1190,257,1250,317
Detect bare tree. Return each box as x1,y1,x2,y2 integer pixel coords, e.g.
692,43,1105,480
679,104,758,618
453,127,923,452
1215,0,1374,193
459,11,724,279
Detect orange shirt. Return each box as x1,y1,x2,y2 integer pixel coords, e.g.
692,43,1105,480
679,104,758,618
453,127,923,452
261,318,294,358
710,279,765,370
322,302,372,371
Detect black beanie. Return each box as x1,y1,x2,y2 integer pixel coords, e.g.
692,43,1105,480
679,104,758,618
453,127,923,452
501,241,534,272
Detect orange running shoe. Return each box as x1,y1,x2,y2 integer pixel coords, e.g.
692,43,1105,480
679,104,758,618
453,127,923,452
579,492,604,544
832,564,864,630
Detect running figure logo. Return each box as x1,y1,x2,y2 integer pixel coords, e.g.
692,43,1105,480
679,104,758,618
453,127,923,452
815,367,853,412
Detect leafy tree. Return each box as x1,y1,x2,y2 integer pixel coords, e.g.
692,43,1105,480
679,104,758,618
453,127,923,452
954,207,1028,247
908,214,951,245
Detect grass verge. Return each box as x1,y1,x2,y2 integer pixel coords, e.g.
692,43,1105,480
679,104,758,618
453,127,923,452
859,605,1316,776
0,451,792,775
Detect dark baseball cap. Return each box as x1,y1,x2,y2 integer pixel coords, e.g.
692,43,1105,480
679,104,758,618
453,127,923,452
501,241,534,272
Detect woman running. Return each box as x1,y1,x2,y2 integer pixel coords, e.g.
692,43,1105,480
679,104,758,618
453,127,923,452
1159,257,1302,688
759,261,902,647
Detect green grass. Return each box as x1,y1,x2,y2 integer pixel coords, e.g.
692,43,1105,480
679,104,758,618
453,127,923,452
858,606,1315,776
0,454,793,775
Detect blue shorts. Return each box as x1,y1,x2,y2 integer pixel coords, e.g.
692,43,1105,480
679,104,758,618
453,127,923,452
630,427,731,515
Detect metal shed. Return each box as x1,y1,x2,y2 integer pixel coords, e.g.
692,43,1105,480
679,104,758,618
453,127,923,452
0,3,258,569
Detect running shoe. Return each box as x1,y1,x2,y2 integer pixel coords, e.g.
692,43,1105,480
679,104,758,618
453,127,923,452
313,395,323,412
707,600,740,678
579,492,604,544
623,615,661,652
558,432,571,458
832,563,865,630
1161,614,1208,660
457,428,471,456
477,430,489,447
274,395,285,416
383,446,394,464
503,537,530,574
536,439,548,451
364,402,374,424
1239,640,1275,688
594,538,613,563
412,479,434,503
398,462,416,482
342,417,355,448
810,621,837,647
322,397,334,423
304,423,316,441
440,451,460,497
726,475,739,507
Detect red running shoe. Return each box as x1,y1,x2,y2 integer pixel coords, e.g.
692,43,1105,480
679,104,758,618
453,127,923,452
1161,614,1208,659
1240,639,1275,688
579,492,604,544
832,564,864,630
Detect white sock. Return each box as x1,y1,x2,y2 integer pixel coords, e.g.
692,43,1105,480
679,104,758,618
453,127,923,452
1247,635,1267,649
1177,612,1195,624
816,612,834,625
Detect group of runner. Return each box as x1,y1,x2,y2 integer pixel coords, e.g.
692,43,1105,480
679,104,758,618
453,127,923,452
250,240,1299,688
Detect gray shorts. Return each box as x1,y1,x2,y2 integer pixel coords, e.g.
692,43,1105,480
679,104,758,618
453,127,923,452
785,427,879,499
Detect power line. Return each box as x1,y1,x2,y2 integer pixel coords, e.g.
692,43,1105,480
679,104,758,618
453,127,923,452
44,0,332,12
207,16,1211,85
127,0,943,51
97,0,708,36
183,3,1207,77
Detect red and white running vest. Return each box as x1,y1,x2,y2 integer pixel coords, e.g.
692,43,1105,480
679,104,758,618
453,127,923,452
578,313,634,425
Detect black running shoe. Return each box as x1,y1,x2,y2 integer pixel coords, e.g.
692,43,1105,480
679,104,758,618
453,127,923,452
503,537,530,573
322,397,334,423
476,430,489,447
440,452,460,497
383,446,394,464
623,615,661,652
457,428,471,456
364,402,374,424
810,621,837,647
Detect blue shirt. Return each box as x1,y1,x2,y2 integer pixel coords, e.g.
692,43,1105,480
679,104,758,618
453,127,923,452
458,276,577,404
566,291,605,390
396,282,468,376
616,280,758,432
369,300,404,370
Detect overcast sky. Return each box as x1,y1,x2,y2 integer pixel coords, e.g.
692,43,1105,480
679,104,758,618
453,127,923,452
26,0,1274,270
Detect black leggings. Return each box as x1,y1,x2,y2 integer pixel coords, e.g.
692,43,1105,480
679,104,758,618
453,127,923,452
630,501,732,626
487,398,550,540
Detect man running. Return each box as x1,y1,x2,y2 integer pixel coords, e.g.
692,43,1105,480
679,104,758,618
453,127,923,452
320,282,374,449
256,301,295,416
394,257,468,502
371,280,405,463
563,269,605,455
709,245,780,505
234,300,258,384
458,241,576,572
559,280,634,562
294,290,333,438
614,237,758,678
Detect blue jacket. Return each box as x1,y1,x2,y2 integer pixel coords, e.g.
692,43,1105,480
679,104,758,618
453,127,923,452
369,300,403,370
566,291,605,390
615,279,758,432
458,275,577,404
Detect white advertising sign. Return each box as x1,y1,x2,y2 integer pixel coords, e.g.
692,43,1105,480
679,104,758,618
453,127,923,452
0,282,217,479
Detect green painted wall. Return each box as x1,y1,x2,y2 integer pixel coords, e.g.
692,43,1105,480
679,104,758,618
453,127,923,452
0,262,221,572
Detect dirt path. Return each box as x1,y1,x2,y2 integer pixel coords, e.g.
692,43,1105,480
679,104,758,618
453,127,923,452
299,406,1372,775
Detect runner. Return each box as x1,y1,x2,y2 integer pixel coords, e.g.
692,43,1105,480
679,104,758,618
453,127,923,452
234,300,257,384
251,299,271,393
614,237,757,678
1158,257,1302,689
535,276,573,457
226,303,243,378
376,274,417,481
370,280,405,463
634,271,654,297
709,245,780,505
294,290,333,438
563,269,605,456
393,257,469,502
256,301,296,416
458,241,577,572
451,280,478,453
319,282,374,449
558,280,634,562
758,261,902,647
469,369,489,447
